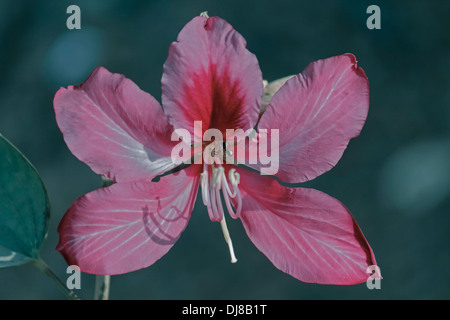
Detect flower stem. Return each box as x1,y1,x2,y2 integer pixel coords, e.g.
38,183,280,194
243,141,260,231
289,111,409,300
94,275,111,300
94,176,113,300
31,257,80,300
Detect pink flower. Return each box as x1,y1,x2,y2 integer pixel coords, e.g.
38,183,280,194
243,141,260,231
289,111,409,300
54,15,379,284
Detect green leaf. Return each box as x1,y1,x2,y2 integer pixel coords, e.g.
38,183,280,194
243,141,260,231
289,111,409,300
0,244,32,267
0,134,50,267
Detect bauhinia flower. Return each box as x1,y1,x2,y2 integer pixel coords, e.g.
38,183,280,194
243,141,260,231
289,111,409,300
54,14,380,284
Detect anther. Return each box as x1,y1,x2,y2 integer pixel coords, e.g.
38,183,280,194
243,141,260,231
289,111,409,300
228,169,240,186
211,166,224,187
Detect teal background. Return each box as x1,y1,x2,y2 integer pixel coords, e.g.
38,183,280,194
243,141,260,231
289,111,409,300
1,0,449,299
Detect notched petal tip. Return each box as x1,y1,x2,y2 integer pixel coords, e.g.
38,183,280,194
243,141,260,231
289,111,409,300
162,15,263,134
255,53,370,184
342,53,368,80
354,65,368,80
202,16,211,30
73,66,117,91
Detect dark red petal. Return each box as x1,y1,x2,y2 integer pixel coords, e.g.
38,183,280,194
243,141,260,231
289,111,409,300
162,16,263,139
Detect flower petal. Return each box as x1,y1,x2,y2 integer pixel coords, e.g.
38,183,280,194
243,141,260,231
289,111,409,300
162,16,263,139
54,67,177,182
56,167,200,275
257,54,369,183
236,168,378,285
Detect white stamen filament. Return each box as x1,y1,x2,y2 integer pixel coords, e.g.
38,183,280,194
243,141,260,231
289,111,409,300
221,169,242,219
220,215,237,263
200,166,209,206
208,185,220,221
200,155,242,263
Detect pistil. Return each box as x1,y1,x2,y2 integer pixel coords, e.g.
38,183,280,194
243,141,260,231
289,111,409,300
220,215,237,263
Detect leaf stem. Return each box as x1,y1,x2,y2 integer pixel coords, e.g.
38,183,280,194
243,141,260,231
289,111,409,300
94,275,111,300
31,258,80,300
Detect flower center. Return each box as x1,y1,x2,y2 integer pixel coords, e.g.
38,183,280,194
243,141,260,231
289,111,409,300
200,148,242,263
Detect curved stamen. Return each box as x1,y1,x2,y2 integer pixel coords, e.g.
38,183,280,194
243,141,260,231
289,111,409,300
199,161,243,262
221,170,237,198
228,168,240,186
211,164,223,187
215,185,225,220
221,170,242,219
208,180,222,221
222,176,235,219
200,163,210,206
233,186,242,218
214,166,225,219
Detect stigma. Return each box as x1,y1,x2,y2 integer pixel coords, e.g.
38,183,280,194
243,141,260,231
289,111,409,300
200,148,242,263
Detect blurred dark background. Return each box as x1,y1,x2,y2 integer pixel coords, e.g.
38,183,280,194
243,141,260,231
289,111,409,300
1,0,449,299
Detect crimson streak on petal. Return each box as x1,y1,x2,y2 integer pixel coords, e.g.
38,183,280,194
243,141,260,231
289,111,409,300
162,16,263,137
